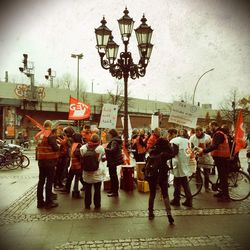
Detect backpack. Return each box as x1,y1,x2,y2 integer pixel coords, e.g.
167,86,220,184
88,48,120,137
81,145,99,171
143,153,162,180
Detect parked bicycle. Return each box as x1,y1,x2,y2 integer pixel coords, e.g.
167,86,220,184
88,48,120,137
0,143,30,170
183,157,250,201
0,149,22,170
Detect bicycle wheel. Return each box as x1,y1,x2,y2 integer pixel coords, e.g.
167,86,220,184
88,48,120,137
0,154,5,169
7,154,22,169
20,155,30,168
181,173,203,197
228,170,250,201
6,160,19,170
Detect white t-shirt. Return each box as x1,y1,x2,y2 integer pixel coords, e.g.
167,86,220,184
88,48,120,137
189,133,213,168
170,137,190,177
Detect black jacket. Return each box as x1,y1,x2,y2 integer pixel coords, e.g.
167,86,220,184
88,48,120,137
150,137,177,162
149,137,177,172
105,136,124,167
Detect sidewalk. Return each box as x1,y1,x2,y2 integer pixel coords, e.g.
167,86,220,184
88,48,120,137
0,150,249,249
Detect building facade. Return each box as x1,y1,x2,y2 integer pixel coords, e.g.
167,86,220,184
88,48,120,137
1,81,248,142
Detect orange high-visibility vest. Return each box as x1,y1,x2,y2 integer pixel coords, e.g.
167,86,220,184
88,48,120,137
211,131,230,158
70,143,81,170
37,130,59,160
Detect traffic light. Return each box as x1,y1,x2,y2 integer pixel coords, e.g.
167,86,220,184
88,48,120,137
23,54,28,68
48,68,52,76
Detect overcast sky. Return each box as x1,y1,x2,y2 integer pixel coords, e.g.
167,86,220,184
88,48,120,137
0,0,249,108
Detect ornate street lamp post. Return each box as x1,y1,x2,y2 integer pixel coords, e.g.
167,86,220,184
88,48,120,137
95,8,153,147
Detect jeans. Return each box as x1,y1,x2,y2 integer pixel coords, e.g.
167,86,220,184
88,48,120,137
37,160,56,204
173,176,192,203
65,169,82,192
108,165,119,194
196,167,210,189
214,157,229,197
84,182,102,208
54,156,69,187
148,175,171,214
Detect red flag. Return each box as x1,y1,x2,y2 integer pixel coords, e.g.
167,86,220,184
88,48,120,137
234,109,246,155
68,97,91,120
25,115,44,131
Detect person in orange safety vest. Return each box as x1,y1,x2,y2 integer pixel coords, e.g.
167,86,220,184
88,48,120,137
36,120,60,209
63,133,83,198
200,121,231,202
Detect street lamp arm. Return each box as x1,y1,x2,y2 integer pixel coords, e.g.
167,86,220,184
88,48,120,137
192,68,214,105
99,48,148,80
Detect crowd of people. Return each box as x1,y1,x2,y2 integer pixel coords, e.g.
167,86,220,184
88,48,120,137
34,119,248,225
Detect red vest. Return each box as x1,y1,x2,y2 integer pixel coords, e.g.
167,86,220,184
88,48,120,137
211,131,230,158
136,136,146,154
37,130,59,160
70,143,81,170
146,134,158,150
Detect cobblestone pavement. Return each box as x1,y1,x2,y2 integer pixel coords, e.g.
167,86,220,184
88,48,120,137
0,182,249,225
0,150,249,250
53,235,243,250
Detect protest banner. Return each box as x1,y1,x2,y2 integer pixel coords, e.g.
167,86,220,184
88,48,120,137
121,115,132,139
168,101,200,128
151,115,159,130
99,103,118,129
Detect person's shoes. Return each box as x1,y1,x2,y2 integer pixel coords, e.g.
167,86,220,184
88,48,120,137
217,196,231,202
51,193,58,200
170,200,180,206
213,192,223,198
85,206,91,210
205,187,211,192
45,201,58,209
107,193,119,197
37,201,45,208
182,201,192,207
106,190,113,194
148,212,155,220
167,215,174,225
94,206,101,210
